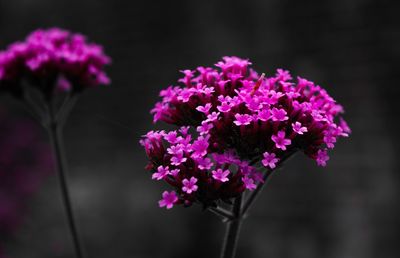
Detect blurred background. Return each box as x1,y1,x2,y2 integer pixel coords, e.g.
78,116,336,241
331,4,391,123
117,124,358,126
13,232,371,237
0,0,399,257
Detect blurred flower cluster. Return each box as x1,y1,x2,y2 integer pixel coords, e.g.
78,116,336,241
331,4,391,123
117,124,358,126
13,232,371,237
140,56,350,209
0,28,110,97
0,107,53,256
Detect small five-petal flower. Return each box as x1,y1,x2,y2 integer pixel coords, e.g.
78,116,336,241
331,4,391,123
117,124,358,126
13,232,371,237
292,121,308,135
262,152,279,169
158,191,178,209
212,169,230,182
271,131,291,151
182,177,198,194
152,166,170,180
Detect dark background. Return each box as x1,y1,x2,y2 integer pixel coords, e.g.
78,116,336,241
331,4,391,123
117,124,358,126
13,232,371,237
1,0,399,257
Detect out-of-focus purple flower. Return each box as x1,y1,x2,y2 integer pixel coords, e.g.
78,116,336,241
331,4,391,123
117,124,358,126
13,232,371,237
0,107,53,253
142,56,350,209
0,28,110,96
316,149,330,167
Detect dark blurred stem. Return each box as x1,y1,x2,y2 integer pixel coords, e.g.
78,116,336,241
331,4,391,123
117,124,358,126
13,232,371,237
220,195,243,258
47,104,85,258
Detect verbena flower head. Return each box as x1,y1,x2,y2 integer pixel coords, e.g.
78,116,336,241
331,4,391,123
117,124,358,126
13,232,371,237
141,56,350,209
0,28,110,96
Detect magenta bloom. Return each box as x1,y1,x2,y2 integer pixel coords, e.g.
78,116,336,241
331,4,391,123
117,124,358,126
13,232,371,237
271,108,288,122
191,136,209,158
0,28,110,96
212,169,230,182
197,121,214,135
141,56,350,209
182,177,199,194
316,149,330,167
206,112,220,122
158,191,179,209
196,103,212,114
262,152,279,169
292,121,308,135
242,177,257,190
234,114,253,126
152,166,170,180
196,157,213,170
272,131,291,151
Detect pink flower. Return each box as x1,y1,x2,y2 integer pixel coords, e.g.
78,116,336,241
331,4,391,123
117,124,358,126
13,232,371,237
257,109,271,122
245,97,262,112
197,121,213,135
158,191,178,209
196,157,213,170
164,131,182,144
212,169,230,182
206,112,220,122
276,68,292,81
271,108,288,122
262,152,279,169
234,114,253,126
171,154,187,166
339,117,351,135
292,122,308,135
324,133,336,149
271,131,291,150
142,56,350,209
170,169,180,176
167,144,184,156
191,136,209,158
217,102,232,113
152,166,170,180
0,28,110,93
202,87,215,96
182,177,198,194
242,177,257,190
316,149,329,167
179,126,190,136
177,89,193,102
196,103,212,114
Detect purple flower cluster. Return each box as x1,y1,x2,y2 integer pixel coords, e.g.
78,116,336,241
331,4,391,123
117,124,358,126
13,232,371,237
0,28,110,95
0,107,53,252
141,56,350,209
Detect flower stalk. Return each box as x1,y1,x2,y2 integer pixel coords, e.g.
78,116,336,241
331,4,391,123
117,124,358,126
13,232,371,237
220,195,244,258
140,56,350,258
47,100,85,258
0,28,110,258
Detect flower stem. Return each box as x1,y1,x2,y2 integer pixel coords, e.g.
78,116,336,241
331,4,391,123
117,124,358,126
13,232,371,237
241,151,297,218
220,195,243,258
47,109,85,258
208,206,235,221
